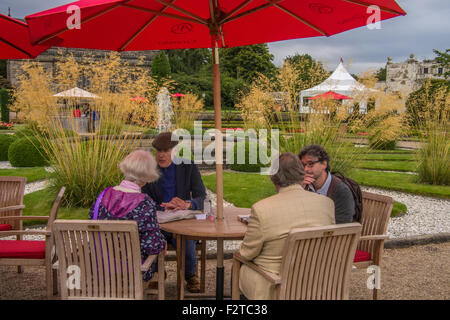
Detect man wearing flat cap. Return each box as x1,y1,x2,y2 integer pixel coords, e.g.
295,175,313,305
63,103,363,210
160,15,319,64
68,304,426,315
142,131,206,293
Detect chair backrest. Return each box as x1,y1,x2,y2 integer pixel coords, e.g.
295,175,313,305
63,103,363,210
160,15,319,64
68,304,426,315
46,187,66,231
53,219,144,300
278,223,362,300
359,191,393,254
0,176,26,230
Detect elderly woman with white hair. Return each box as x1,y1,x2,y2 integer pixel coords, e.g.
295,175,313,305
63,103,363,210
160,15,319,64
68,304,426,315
88,149,166,282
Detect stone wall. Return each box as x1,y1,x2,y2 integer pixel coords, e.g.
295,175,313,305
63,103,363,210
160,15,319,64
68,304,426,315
6,47,160,87
386,54,447,95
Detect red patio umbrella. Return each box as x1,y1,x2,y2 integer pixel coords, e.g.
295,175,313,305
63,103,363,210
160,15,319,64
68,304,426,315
130,96,148,103
170,93,185,97
0,14,49,59
24,0,406,299
308,91,353,100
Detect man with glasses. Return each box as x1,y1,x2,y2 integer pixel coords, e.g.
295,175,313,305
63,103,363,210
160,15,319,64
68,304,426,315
298,145,355,224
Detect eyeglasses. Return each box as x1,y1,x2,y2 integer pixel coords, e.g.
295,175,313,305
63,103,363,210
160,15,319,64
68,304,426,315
302,160,321,168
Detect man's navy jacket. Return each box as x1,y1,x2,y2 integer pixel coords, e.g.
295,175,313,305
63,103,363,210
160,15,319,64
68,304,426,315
142,160,206,211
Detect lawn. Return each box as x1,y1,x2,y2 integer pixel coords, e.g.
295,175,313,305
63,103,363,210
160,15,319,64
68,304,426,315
23,188,89,227
347,169,450,199
202,172,409,217
0,167,50,182
354,160,417,172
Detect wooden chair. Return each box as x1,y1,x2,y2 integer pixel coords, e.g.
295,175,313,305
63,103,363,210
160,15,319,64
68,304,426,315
0,176,26,236
52,219,165,300
167,240,206,292
0,187,65,299
353,191,393,300
232,223,362,300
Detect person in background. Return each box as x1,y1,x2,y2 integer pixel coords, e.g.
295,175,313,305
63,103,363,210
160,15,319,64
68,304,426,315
238,152,335,299
88,150,166,284
142,131,206,293
298,145,355,224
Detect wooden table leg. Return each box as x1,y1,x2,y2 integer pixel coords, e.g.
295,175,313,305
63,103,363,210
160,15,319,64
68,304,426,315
176,234,182,300
180,235,186,300
216,238,224,300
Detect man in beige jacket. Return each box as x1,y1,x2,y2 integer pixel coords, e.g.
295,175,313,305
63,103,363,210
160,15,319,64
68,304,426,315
239,152,335,299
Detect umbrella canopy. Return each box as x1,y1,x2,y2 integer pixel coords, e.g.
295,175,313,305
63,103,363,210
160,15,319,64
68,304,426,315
308,91,353,100
0,14,49,59
170,93,185,97
26,0,406,50
25,0,406,222
53,87,99,98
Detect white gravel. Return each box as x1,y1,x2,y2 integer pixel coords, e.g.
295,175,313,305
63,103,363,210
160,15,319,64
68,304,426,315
361,186,450,239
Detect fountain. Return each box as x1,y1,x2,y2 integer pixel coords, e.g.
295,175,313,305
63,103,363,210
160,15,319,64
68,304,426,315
156,87,174,132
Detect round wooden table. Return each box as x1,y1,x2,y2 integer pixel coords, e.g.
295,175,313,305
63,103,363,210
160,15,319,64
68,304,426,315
160,207,249,300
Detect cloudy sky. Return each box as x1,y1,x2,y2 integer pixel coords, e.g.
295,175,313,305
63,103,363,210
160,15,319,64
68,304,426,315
2,0,449,75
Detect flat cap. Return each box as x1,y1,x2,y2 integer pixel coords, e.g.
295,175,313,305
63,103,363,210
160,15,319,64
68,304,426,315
152,131,179,150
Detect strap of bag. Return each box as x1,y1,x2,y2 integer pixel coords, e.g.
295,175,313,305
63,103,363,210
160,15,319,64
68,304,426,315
92,188,108,220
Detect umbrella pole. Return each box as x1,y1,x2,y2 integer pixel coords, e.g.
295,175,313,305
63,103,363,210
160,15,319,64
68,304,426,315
212,46,224,221
212,44,225,300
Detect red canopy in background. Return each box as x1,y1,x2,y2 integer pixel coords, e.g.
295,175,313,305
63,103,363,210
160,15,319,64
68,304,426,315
170,93,185,97
308,91,353,100
130,96,148,103
0,14,49,59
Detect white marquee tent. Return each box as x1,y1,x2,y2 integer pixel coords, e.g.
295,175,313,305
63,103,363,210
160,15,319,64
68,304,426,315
299,61,377,113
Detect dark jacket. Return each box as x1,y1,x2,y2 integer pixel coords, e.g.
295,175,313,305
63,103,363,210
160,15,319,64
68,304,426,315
142,160,206,210
327,175,355,224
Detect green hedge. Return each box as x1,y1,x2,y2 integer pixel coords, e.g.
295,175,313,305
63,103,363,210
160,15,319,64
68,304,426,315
0,88,10,123
14,127,36,139
0,134,16,161
229,140,271,172
8,137,48,167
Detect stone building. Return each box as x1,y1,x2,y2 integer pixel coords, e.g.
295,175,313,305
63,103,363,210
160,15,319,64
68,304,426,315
385,54,447,95
6,47,159,88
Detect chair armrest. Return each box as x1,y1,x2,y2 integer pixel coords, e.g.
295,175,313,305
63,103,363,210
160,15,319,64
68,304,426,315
0,205,25,213
141,254,157,272
359,235,389,241
0,230,51,237
233,252,281,285
0,215,49,221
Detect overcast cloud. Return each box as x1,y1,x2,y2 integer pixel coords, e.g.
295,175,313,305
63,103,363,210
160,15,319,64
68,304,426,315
2,0,449,75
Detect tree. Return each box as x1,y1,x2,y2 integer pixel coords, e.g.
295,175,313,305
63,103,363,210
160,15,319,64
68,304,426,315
433,48,450,79
0,60,6,79
219,44,276,84
375,67,386,81
283,53,329,91
151,51,171,81
0,88,11,122
0,75,12,90
166,49,210,74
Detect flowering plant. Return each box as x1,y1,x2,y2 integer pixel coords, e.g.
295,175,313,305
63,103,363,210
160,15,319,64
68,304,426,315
0,122,13,130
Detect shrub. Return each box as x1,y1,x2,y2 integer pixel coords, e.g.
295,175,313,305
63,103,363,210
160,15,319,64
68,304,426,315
0,134,16,161
142,128,159,135
14,127,36,139
229,139,271,173
369,135,397,150
0,122,13,130
8,136,48,167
